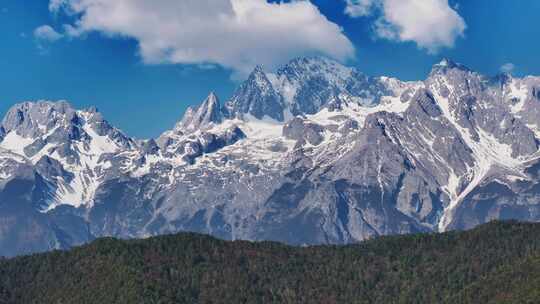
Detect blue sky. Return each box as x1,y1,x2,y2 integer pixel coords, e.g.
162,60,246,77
0,0,539,139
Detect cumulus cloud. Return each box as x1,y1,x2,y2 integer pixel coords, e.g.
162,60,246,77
48,0,355,77
345,0,466,53
344,0,377,17
500,63,515,74
33,25,63,42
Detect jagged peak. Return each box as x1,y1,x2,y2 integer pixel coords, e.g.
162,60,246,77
1,101,123,131
198,92,222,119
206,91,219,103
228,66,277,101
225,64,284,121
251,64,265,74
430,57,471,75
245,65,273,88
177,92,224,132
280,56,353,74
83,105,100,114
284,56,344,68
276,56,359,90
1,100,78,134
4,100,74,116
201,92,223,116
435,57,454,67
0,100,135,158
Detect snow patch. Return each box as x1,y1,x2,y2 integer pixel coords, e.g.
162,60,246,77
508,79,529,114
0,131,35,156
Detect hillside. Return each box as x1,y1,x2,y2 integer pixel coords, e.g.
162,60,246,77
1,220,540,303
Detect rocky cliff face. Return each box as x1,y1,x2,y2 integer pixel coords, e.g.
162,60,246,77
1,57,540,256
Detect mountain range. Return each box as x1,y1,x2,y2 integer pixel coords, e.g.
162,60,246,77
1,57,540,257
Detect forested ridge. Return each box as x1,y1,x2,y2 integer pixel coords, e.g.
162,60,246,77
1,220,540,304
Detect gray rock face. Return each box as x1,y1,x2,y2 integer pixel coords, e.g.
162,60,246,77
275,57,392,115
1,57,540,257
282,117,325,147
139,139,159,155
446,159,540,231
225,66,285,121
2,101,77,138
178,92,224,132
0,126,5,142
426,60,538,158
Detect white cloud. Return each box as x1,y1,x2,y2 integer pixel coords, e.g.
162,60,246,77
345,0,466,53
33,25,64,42
49,0,355,77
48,0,66,12
500,63,515,74
344,0,377,17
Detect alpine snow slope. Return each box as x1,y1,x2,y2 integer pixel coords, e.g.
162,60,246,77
1,57,540,256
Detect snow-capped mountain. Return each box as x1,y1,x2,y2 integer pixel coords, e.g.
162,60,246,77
1,57,540,256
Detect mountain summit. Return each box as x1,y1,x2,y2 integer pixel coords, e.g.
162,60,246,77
177,92,224,132
1,57,540,256
225,65,285,121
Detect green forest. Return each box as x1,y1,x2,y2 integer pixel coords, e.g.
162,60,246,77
1,220,540,304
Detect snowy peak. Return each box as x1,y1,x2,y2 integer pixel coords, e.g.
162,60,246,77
206,92,218,104
251,64,267,79
225,65,285,121
277,56,357,86
178,92,224,132
2,101,78,139
430,58,472,76
272,56,397,115
0,100,139,211
432,57,462,69
80,108,135,151
0,101,89,158
0,100,134,158
435,57,454,67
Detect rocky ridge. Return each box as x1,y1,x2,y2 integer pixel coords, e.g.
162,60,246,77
1,57,540,256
